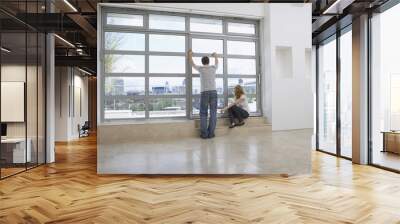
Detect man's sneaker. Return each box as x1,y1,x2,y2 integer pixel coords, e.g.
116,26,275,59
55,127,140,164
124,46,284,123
229,123,235,128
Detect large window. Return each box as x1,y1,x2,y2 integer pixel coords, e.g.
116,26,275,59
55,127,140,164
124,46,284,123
318,37,337,155
316,26,353,159
102,8,260,120
340,29,352,158
370,4,400,171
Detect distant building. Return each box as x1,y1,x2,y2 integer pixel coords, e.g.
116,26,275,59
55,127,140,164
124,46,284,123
111,78,124,96
228,79,257,95
152,86,168,95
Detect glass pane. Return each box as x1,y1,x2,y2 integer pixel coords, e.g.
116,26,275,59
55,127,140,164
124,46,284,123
104,97,145,119
227,41,255,56
105,32,145,51
1,31,27,177
391,75,400,117
149,14,185,31
105,77,145,96
228,78,257,95
38,33,46,165
228,78,257,113
371,4,400,170
192,57,223,74
105,54,145,73
227,59,256,75
192,97,225,115
192,38,223,54
149,77,186,95
192,78,223,95
318,38,337,154
340,30,352,158
149,56,185,73
228,22,255,34
149,34,185,52
107,13,143,27
149,98,186,117
190,17,222,33
27,32,38,169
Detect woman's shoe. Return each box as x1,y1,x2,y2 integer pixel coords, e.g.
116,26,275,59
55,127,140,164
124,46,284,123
229,123,236,128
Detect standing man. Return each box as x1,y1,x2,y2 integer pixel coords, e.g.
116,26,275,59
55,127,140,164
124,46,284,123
188,50,218,139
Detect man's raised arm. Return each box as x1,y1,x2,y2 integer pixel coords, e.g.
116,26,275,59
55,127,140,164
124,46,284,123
212,52,218,68
188,49,197,69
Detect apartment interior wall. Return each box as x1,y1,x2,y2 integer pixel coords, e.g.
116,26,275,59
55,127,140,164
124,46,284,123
265,4,313,131
55,67,89,141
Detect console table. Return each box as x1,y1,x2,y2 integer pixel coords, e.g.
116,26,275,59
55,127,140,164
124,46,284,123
1,138,31,164
382,131,400,154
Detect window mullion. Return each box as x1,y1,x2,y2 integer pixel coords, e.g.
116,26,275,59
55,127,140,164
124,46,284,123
186,15,192,118
145,31,150,119
223,30,228,111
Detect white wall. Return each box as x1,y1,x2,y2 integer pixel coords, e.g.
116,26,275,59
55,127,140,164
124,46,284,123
55,67,89,141
265,4,313,131
98,3,313,131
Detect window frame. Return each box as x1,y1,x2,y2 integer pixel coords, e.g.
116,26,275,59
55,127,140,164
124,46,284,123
226,18,257,36
100,7,261,122
315,24,353,161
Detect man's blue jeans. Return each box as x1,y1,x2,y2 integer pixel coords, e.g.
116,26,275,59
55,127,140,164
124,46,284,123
200,90,218,138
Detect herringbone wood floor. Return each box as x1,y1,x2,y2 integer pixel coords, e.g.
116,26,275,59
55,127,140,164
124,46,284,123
1,135,400,224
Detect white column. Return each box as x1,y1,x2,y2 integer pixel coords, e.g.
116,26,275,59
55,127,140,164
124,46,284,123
46,33,55,163
352,14,369,164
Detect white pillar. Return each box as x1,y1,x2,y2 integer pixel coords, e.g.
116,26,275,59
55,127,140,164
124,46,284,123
46,33,55,163
352,14,369,164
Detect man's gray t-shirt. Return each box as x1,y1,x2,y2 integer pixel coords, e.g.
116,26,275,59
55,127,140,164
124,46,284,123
193,64,217,93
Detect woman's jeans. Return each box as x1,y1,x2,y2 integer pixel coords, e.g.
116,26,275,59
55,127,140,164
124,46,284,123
228,105,249,124
200,90,218,138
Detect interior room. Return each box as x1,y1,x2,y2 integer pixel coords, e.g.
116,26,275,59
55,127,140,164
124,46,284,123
1,0,400,223
97,3,314,174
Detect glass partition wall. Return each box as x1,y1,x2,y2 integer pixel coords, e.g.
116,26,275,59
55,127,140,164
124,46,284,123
101,7,261,121
316,26,352,159
339,29,352,158
0,6,46,179
317,36,337,155
370,3,400,171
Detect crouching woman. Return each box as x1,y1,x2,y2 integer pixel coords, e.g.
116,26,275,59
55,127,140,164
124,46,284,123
221,85,249,128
